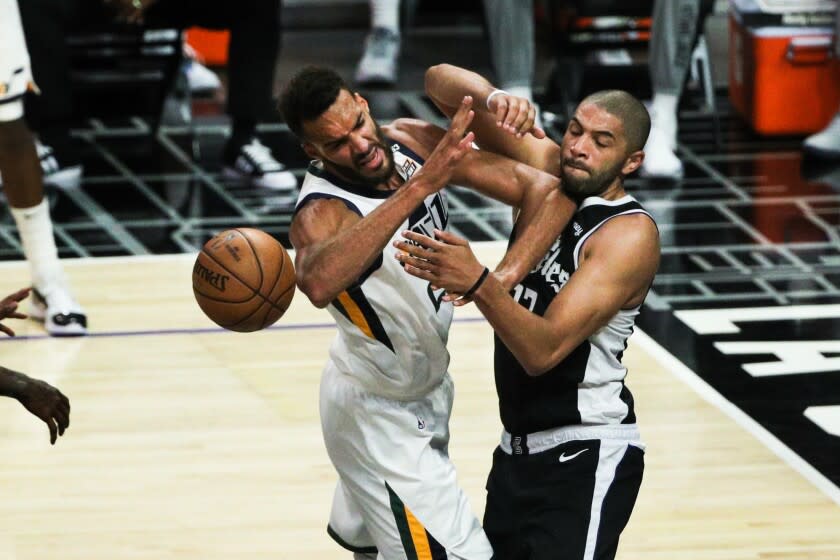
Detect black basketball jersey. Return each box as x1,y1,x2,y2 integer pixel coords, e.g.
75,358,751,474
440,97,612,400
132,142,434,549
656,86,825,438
494,194,655,435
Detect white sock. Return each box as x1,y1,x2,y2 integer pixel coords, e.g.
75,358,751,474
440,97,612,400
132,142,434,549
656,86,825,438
370,0,400,34
650,92,679,147
10,199,65,294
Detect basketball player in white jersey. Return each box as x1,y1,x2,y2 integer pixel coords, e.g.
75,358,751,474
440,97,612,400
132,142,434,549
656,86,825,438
396,64,660,560
0,0,87,336
279,66,577,559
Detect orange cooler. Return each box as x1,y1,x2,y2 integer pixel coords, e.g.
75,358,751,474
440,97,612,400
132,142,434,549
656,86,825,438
729,9,839,135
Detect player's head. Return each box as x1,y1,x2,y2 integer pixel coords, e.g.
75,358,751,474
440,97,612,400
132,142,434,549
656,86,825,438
559,90,650,201
279,66,394,186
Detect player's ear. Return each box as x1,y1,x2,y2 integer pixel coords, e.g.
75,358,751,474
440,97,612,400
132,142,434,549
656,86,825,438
354,92,370,113
622,150,644,176
302,142,319,160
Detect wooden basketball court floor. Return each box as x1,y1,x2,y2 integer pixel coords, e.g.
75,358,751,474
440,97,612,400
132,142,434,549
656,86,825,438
0,244,839,560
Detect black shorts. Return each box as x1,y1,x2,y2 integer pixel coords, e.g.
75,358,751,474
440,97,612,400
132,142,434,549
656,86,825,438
483,437,644,560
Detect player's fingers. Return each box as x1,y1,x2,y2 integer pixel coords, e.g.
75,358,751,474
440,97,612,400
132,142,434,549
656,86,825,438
494,97,508,127
0,323,16,337
450,96,474,132
393,240,437,261
395,252,435,271
433,229,467,246
7,312,27,320
400,230,446,251
46,418,57,445
403,263,435,282
60,392,71,412
55,408,69,436
531,125,547,140
511,102,531,135
8,287,31,302
457,131,475,151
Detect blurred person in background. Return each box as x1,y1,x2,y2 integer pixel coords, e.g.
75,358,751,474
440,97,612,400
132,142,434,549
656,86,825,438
0,0,87,336
18,0,297,191
802,2,840,160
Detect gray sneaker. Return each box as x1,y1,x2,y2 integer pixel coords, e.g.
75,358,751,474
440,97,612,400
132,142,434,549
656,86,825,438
355,28,401,86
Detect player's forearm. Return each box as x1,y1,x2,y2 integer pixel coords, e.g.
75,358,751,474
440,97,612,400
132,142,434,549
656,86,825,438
425,64,496,114
298,181,434,307
495,175,576,288
0,367,28,400
471,278,567,376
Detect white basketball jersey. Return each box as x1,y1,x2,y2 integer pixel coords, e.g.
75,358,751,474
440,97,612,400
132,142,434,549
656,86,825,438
295,141,454,400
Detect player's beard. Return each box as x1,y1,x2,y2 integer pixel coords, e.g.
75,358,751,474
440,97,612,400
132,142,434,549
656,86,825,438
560,157,625,201
326,122,395,187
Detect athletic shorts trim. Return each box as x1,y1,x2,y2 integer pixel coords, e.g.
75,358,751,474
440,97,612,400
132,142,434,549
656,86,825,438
501,424,643,455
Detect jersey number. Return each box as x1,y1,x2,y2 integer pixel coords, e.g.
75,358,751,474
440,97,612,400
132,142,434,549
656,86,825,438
512,285,538,312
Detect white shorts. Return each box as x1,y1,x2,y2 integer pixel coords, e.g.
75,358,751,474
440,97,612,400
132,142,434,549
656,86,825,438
320,361,492,560
0,0,33,121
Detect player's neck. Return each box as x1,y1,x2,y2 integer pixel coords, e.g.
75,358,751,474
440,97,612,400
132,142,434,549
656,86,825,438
598,180,626,201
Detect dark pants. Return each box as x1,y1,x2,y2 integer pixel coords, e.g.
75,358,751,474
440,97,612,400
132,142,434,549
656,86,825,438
484,439,644,560
19,0,281,131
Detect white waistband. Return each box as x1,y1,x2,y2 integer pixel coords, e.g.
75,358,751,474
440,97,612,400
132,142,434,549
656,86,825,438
500,424,644,455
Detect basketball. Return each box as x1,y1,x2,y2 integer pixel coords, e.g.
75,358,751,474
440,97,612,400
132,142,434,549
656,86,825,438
192,228,296,332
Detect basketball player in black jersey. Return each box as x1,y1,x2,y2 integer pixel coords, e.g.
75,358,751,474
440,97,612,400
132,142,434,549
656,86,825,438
0,287,70,445
395,64,660,560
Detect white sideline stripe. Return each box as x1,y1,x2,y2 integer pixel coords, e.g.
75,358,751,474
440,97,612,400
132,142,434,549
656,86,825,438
633,328,840,508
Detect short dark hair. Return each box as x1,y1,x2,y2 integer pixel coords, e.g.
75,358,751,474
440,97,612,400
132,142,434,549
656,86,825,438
579,90,651,153
278,66,352,139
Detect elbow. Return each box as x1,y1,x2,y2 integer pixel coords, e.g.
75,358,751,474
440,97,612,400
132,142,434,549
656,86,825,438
521,347,569,377
424,64,451,95
297,277,333,309
522,359,553,377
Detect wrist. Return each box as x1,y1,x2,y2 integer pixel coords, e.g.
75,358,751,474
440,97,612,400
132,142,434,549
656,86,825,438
485,89,508,111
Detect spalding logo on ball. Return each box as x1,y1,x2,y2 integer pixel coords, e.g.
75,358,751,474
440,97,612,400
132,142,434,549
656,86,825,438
192,228,296,332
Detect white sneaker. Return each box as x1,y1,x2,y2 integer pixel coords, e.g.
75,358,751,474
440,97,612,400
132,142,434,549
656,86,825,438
29,286,87,337
355,28,401,86
223,138,297,191
803,112,840,159
641,126,684,179
36,140,82,189
183,58,221,94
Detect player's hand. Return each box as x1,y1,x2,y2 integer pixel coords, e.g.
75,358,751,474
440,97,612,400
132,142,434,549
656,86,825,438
488,91,545,140
413,96,475,195
393,229,486,302
0,288,30,337
16,374,71,445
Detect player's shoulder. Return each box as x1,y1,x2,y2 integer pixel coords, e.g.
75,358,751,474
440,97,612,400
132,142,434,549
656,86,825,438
588,211,659,262
383,118,445,159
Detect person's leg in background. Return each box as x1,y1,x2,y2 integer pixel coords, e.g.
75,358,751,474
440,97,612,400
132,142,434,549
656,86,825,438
483,0,537,114
355,0,402,86
803,2,840,160
147,0,297,191
642,0,701,179
16,0,90,190
0,0,87,336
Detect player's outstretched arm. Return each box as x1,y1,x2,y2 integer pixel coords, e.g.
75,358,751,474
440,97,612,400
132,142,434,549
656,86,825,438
0,367,70,445
425,64,561,176
290,98,475,308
